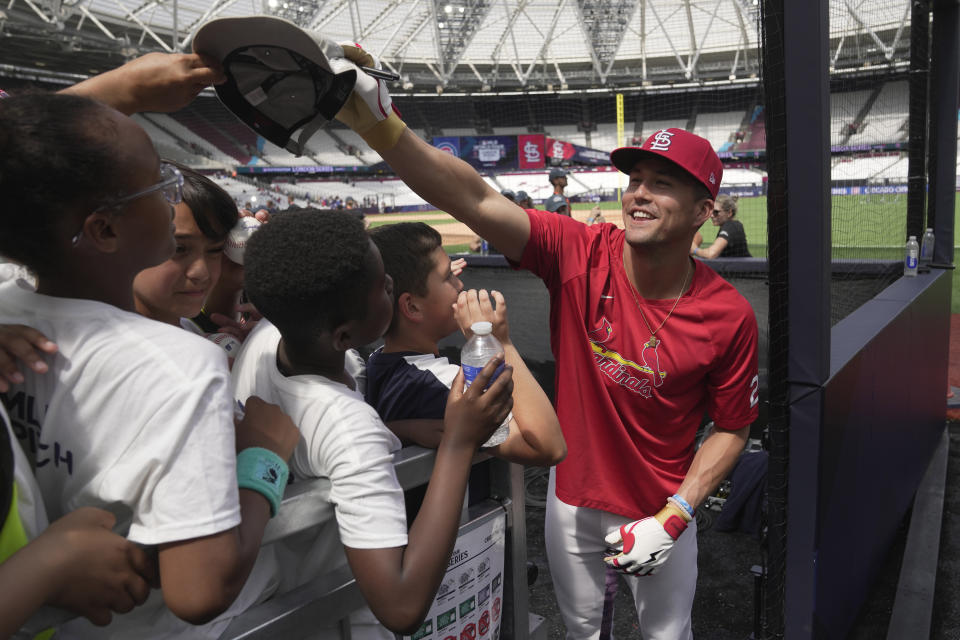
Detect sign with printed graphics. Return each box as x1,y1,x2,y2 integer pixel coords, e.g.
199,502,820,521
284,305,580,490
432,137,461,157
403,511,506,640
460,136,518,171
518,134,545,169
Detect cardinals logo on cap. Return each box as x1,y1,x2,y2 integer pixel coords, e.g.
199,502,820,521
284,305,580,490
649,130,675,151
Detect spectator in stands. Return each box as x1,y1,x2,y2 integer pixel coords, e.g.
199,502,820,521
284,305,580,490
233,210,514,636
0,92,299,638
690,194,751,258
333,55,757,637
366,222,566,462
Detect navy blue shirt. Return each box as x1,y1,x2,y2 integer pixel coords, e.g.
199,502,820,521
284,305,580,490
365,349,459,421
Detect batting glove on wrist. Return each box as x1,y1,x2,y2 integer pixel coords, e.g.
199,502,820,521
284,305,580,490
603,503,691,576
334,43,406,152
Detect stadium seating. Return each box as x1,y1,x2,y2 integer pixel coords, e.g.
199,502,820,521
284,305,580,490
138,112,237,167
854,80,908,145
696,111,744,149
121,79,930,212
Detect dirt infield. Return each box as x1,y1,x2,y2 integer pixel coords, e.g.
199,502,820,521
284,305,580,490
366,208,624,247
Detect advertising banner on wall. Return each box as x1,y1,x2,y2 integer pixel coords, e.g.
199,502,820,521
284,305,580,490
461,136,518,171
432,137,462,158
546,137,610,166
517,134,545,169
403,509,507,640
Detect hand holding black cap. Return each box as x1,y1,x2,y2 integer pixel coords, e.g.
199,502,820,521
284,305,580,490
193,16,357,156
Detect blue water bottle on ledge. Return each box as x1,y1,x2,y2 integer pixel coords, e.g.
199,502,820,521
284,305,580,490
904,235,919,277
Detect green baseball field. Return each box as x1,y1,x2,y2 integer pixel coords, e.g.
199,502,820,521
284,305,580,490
369,194,960,312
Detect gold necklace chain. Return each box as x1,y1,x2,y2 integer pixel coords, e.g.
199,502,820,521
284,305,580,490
626,260,692,348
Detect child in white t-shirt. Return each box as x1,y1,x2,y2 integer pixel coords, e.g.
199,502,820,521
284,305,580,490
0,92,299,638
233,208,514,635
0,401,156,634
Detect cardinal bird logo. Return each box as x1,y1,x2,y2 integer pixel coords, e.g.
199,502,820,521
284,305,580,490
586,317,614,344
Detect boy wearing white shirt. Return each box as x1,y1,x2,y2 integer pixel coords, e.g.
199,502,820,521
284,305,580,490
234,209,515,636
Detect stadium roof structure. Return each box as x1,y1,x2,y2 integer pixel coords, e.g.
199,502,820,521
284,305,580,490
0,0,912,92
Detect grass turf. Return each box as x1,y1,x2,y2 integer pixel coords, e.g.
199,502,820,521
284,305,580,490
389,194,959,311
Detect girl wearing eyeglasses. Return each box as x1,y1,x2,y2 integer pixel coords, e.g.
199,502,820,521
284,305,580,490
690,194,751,259
0,92,299,639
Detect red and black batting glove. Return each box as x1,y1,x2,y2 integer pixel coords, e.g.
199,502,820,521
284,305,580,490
603,502,692,576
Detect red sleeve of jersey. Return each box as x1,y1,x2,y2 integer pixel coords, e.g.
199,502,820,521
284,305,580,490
517,209,592,289
706,298,760,431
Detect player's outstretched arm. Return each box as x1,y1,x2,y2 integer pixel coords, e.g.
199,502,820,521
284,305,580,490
454,289,566,466
379,131,530,262
344,359,513,634
333,46,530,262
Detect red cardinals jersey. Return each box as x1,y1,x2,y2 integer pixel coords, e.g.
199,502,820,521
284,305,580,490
518,209,759,520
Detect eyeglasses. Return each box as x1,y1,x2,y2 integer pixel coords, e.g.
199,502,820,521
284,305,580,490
711,209,722,217
72,162,183,246
94,162,183,212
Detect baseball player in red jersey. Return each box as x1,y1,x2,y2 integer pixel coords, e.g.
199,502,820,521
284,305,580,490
331,45,759,639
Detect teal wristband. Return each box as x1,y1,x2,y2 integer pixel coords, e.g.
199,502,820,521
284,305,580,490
237,447,289,517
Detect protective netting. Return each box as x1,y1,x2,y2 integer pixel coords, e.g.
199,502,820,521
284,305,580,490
759,0,788,635
827,1,915,326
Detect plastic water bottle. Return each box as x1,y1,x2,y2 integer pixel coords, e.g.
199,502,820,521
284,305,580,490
920,227,935,267
904,235,919,277
461,321,509,447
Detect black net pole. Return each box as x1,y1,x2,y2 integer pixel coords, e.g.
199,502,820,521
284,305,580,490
760,0,788,636
907,1,931,241
928,0,960,264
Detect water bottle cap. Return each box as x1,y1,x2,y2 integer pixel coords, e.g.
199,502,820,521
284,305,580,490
908,235,916,240
926,228,933,232
470,321,493,335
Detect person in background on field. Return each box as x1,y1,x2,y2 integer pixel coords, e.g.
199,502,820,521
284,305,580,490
690,194,751,258
544,168,572,217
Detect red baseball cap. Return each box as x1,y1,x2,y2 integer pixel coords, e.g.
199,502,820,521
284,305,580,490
610,128,723,199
